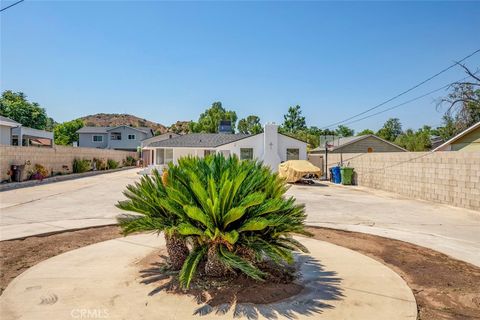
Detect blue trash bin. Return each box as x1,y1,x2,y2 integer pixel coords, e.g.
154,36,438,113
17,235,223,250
332,166,341,184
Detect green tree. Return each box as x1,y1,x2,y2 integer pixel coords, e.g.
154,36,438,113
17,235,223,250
282,105,306,133
189,102,237,133
335,125,354,137
238,115,263,134
377,118,402,142
432,114,457,141
45,117,57,131
54,119,84,145
0,91,49,130
356,129,374,136
395,126,432,151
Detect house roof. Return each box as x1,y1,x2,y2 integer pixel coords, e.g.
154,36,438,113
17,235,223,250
310,134,406,152
76,126,153,134
433,121,480,151
76,126,110,134
0,116,21,127
141,132,180,147
12,126,54,139
146,133,254,148
107,126,153,135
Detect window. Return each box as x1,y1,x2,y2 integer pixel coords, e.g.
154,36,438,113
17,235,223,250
156,148,174,165
128,134,136,140
93,135,103,142
165,149,173,163
220,150,231,158
110,132,121,140
286,148,299,160
240,148,254,160
204,150,215,157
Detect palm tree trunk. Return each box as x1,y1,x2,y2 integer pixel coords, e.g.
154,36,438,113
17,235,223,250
164,233,189,270
205,245,229,277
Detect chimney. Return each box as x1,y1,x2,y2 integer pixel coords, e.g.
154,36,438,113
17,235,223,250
218,120,232,134
262,123,282,171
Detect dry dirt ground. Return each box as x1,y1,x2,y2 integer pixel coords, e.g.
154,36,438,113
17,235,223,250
1,225,479,320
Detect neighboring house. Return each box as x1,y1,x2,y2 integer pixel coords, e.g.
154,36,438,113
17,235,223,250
142,123,307,172
12,126,54,147
76,126,154,151
0,116,20,145
433,122,480,152
0,115,54,147
310,134,407,154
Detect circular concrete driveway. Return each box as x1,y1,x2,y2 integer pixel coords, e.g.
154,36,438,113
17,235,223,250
0,234,417,320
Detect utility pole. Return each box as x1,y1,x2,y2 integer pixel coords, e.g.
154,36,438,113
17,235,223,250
324,134,328,181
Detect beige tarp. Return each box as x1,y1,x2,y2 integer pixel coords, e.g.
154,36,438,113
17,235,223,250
278,160,323,183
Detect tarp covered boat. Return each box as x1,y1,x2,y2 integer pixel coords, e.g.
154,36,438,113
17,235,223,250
278,160,322,183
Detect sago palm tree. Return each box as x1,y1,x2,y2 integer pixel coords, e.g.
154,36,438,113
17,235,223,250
161,155,310,288
116,169,189,270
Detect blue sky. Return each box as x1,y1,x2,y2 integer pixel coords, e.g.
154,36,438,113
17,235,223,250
1,0,479,132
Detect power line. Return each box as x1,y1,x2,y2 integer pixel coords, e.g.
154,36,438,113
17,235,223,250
0,0,24,13
337,75,472,128
321,48,480,129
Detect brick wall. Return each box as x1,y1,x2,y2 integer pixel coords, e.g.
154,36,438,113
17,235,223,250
324,151,480,211
0,146,137,181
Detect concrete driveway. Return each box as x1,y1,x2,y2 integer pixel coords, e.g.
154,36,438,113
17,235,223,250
287,183,480,267
1,171,479,267
0,169,140,241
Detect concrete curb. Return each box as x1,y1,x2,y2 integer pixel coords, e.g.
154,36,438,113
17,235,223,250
0,167,137,192
0,223,118,242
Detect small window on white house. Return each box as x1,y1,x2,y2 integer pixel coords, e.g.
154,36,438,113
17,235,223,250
240,148,254,160
204,150,215,157
220,150,231,158
111,132,121,140
286,148,299,160
128,134,136,140
93,135,103,142
165,149,173,163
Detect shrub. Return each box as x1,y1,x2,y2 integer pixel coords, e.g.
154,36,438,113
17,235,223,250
107,159,119,169
35,164,49,177
29,164,49,180
123,155,136,167
117,154,309,288
93,158,107,170
73,158,91,173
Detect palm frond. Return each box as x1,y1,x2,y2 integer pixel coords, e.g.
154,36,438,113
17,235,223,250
218,245,265,281
179,245,207,288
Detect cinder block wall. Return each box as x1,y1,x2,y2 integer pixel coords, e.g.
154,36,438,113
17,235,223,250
324,151,480,211
0,146,137,181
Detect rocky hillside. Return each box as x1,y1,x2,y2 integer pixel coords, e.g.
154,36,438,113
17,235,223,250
79,113,190,134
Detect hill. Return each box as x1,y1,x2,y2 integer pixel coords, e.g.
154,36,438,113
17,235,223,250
79,113,177,134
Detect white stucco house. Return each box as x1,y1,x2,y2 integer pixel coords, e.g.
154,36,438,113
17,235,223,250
142,123,307,172
0,116,20,145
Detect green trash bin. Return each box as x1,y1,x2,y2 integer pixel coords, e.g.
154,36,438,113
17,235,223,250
340,167,354,185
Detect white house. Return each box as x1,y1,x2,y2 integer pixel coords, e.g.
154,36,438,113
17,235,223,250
0,116,20,145
142,123,307,172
